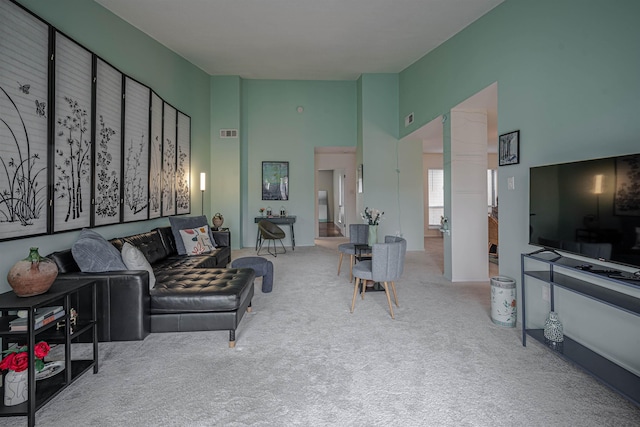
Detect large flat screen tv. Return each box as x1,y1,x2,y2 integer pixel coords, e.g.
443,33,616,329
529,153,640,269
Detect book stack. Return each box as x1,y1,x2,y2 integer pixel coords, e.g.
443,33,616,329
10,306,65,331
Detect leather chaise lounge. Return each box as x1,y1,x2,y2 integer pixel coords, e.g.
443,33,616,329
48,225,255,348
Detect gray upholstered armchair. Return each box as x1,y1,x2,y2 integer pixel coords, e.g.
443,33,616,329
337,224,369,282
351,235,407,318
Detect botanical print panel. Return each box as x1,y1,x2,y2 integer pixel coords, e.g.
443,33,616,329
53,32,93,233
176,111,191,214
93,58,122,226
149,92,162,219
161,102,176,217
0,0,49,240
123,77,150,222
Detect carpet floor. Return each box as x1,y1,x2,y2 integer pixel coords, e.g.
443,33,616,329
2,242,639,426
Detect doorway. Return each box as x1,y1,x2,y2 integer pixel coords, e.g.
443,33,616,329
314,147,356,240
404,83,498,281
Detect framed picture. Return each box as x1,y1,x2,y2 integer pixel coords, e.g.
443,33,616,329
93,58,123,227
262,161,289,200
614,154,640,216
123,77,150,222
357,164,363,193
53,32,93,233
0,0,50,240
499,130,520,166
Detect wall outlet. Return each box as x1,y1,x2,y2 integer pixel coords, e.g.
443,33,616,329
507,176,515,190
542,285,550,302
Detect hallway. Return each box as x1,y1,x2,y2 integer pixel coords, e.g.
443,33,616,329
318,222,343,237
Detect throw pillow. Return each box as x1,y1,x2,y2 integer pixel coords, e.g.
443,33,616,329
169,215,217,255
121,242,156,290
72,228,127,272
179,225,215,255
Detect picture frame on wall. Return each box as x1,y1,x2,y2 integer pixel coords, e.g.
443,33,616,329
0,0,50,240
499,130,520,166
262,161,289,201
53,31,94,233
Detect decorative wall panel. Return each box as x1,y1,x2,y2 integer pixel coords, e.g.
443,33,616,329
53,32,93,233
176,111,191,214
0,1,50,240
123,77,150,222
149,92,163,219
93,58,122,226
161,102,176,217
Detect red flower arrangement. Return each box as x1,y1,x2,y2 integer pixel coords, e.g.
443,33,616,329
0,342,50,373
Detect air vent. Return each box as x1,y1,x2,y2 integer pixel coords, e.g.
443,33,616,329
404,112,414,127
219,129,238,138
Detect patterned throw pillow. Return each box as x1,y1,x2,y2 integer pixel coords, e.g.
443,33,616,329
179,225,215,255
121,242,156,290
169,215,217,255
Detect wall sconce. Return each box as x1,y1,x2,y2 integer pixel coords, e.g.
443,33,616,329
200,172,206,215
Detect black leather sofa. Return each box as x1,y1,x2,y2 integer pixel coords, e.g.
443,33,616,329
47,226,255,348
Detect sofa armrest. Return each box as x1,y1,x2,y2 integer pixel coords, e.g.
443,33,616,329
212,230,230,247
56,271,151,342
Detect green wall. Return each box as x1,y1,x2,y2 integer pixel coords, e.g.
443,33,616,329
0,0,211,293
360,74,423,246
240,79,357,248
399,0,640,373
211,76,242,247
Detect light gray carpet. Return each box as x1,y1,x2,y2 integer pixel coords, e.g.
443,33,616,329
2,244,639,426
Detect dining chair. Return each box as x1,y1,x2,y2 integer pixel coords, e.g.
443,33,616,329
337,224,369,282
257,220,287,257
351,235,407,319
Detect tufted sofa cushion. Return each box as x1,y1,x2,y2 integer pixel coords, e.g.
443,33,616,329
151,268,255,313
124,231,168,265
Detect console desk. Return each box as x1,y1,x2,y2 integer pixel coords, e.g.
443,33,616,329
255,216,296,251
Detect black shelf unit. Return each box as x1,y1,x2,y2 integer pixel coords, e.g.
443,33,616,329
521,252,640,406
0,279,98,427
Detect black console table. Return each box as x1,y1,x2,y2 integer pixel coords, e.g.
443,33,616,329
0,279,98,427
255,216,296,251
521,251,640,406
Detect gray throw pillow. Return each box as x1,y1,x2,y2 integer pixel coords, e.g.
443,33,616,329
168,215,216,254
72,228,127,272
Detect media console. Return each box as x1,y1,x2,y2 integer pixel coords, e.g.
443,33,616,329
521,251,640,406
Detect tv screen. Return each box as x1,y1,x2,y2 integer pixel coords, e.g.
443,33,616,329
529,153,640,268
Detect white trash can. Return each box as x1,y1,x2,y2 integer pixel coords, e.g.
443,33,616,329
490,276,517,327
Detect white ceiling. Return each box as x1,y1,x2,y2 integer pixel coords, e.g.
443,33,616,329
94,0,504,80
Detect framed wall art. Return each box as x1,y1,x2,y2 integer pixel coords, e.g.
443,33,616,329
123,76,150,222
161,102,177,216
262,161,289,201
148,92,163,219
0,0,50,240
175,111,191,214
93,58,122,227
499,130,520,166
53,32,93,233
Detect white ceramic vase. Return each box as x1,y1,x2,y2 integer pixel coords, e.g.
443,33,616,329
4,369,28,406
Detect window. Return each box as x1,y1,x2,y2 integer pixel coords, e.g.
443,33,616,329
428,169,444,226
428,168,498,226
488,169,497,213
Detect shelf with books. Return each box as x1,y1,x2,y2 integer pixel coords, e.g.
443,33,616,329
0,279,98,427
